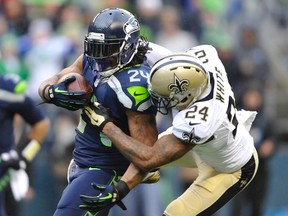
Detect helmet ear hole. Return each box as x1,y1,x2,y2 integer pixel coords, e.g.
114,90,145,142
180,97,188,103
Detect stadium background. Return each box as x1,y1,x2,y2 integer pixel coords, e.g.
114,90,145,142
1,0,288,215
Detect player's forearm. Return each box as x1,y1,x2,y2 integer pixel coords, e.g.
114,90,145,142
38,75,60,101
103,122,193,171
22,118,50,162
120,163,148,190
103,122,156,172
38,56,83,100
28,117,50,143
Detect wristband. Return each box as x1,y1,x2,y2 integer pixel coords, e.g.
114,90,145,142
115,180,130,199
42,84,52,102
99,118,113,131
21,139,41,162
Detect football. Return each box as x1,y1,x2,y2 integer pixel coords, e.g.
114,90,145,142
59,73,93,98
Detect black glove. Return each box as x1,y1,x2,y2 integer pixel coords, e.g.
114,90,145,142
79,180,130,213
44,76,90,111
0,150,26,172
84,102,113,130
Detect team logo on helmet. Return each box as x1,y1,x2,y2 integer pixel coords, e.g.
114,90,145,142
123,17,140,37
168,74,189,94
182,128,201,144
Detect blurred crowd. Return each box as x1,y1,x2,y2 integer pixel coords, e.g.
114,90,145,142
1,0,288,215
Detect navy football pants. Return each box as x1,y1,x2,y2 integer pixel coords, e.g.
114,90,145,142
54,160,121,216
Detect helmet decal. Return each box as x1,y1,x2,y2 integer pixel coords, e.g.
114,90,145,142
86,32,105,41
123,17,140,38
168,74,189,94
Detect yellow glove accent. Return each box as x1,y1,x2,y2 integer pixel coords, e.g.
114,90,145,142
141,170,161,184
84,106,105,127
21,139,41,162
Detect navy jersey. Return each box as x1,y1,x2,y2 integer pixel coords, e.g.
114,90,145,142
0,74,46,153
73,56,156,175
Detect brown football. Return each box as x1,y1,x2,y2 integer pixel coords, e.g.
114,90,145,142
59,73,93,98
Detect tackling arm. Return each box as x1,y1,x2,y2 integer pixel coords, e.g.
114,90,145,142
103,122,193,178
85,102,193,188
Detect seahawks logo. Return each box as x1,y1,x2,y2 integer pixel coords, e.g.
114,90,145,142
182,128,201,144
168,74,189,94
123,17,140,37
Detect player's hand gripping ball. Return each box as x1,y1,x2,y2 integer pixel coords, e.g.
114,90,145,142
60,73,92,97
47,73,93,111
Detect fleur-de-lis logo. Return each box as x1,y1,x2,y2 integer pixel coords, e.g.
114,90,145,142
168,74,189,94
240,178,249,188
182,128,201,144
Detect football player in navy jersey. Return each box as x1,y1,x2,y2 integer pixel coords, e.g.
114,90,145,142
0,74,50,216
38,7,171,216
79,46,259,216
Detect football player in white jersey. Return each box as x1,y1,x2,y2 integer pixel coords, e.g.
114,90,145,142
81,45,259,216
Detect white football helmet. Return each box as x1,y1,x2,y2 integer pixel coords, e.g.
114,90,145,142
148,53,209,114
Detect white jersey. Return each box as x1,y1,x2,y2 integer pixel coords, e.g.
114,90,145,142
146,42,172,67
172,45,257,173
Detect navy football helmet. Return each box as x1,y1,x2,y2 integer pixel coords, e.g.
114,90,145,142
84,8,141,77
